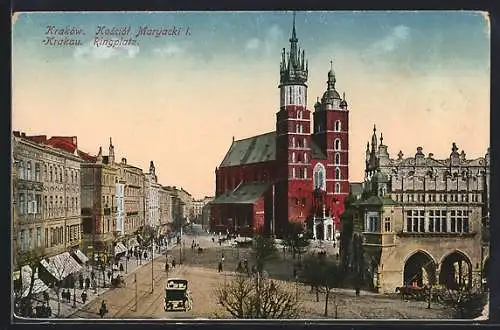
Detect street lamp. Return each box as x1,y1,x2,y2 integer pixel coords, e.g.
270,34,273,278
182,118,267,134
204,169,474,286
72,273,77,308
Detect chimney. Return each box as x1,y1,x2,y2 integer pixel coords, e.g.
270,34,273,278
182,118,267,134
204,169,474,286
21,132,26,137
121,158,127,164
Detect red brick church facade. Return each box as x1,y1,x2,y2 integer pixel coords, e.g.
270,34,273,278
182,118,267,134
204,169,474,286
211,16,350,238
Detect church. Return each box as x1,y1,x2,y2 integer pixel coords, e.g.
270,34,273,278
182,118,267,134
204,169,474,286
210,15,350,239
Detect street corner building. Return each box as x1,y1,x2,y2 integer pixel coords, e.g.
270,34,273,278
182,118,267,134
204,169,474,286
345,126,490,293
210,16,350,239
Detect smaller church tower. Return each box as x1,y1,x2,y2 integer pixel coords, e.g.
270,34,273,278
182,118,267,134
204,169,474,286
149,160,157,182
312,60,350,223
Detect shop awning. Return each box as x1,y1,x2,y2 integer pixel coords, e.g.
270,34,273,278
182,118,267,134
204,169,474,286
72,249,89,264
128,238,139,248
114,242,127,256
20,265,49,297
40,252,82,281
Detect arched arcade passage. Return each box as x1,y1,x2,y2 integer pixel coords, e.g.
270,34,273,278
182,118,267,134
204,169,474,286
439,251,473,290
403,251,437,287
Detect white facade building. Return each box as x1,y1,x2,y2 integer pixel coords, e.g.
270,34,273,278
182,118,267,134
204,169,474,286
116,180,125,234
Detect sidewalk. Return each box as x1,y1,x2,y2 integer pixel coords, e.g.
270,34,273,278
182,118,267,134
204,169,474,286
43,245,171,318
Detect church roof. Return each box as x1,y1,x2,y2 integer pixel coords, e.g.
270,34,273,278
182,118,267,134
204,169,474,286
212,182,270,205
219,131,326,168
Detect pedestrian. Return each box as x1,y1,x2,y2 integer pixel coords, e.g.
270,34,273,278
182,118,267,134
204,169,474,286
221,252,225,262
119,263,124,272
127,254,130,263
107,270,112,281
81,291,88,304
172,259,176,268
90,270,95,281
144,251,148,260
79,273,84,290
212,237,215,243
45,304,52,318
355,286,360,296
85,277,90,290
218,261,223,273
165,262,169,273
99,300,108,318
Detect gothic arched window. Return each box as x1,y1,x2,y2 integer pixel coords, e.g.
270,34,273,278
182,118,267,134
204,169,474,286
335,153,340,165
313,163,326,190
335,167,341,180
334,120,341,132
335,183,341,193
334,139,341,151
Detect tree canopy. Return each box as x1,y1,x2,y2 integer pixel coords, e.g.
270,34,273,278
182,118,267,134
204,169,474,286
252,235,277,273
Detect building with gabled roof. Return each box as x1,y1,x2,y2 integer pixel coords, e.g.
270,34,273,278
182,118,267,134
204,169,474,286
211,14,350,238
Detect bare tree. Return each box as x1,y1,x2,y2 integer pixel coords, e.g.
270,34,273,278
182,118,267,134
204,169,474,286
439,286,487,319
301,255,344,317
215,274,300,319
252,235,277,273
14,249,47,317
282,222,309,260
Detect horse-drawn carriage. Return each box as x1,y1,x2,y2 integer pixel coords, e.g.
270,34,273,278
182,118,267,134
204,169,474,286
164,278,192,312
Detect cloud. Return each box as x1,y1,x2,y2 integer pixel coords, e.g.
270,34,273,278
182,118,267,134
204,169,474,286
153,44,185,57
245,38,261,50
245,24,284,55
365,25,411,56
73,39,140,59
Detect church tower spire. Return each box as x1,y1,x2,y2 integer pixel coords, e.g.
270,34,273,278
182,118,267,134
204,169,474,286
108,137,115,164
279,11,308,89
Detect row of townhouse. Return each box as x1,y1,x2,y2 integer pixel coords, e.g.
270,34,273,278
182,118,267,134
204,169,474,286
12,132,195,268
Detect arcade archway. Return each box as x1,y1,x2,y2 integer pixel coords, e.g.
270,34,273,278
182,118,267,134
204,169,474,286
439,251,473,290
403,251,437,287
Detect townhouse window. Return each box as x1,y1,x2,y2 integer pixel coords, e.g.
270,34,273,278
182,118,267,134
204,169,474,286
44,165,47,180
303,138,307,148
45,228,48,247
291,152,296,163
65,170,68,183
36,227,41,248
18,161,25,180
59,169,63,183
335,183,341,194
366,215,380,232
49,167,53,182
384,216,391,232
335,153,340,165
35,163,41,181
19,230,25,251
44,196,48,212
35,195,41,214
28,229,33,250
19,193,25,215
26,161,32,180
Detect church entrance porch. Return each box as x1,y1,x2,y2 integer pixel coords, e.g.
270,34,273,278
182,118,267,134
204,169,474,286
312,217,334,241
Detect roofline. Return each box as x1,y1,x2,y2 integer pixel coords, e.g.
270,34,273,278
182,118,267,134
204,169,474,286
219,159,275,169
233,131,275,143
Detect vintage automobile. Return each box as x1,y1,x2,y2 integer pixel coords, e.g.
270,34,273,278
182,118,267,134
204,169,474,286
164,278,192,312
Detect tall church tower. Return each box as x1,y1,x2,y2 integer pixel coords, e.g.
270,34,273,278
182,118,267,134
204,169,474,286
312,61,349,222
275,12,313,231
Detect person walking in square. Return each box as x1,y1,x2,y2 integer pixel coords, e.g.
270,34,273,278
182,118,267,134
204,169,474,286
81,291,88,304
99,300,108,318
79,273,84,290
85,277,90,290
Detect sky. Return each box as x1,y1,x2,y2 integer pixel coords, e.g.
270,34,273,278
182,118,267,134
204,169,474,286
12,11,490,199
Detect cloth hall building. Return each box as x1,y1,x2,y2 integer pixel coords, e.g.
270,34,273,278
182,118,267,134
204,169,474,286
348,126,490,293
211,16,350,238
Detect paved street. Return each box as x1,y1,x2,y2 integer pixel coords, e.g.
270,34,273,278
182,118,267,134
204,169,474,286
65,235,453,319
